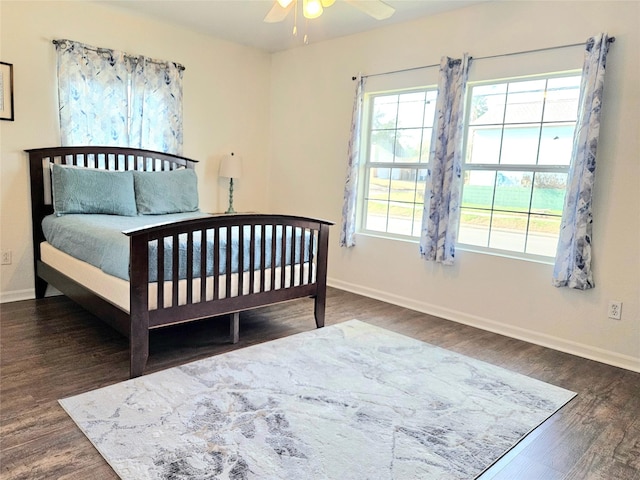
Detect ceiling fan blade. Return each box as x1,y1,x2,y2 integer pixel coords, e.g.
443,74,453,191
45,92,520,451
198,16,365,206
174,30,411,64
263,1,294,23
345,0,395,20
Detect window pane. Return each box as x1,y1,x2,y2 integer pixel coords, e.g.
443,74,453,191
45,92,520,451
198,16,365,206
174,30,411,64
531,172,567,214
366,168,390,200
397,92,426,128
424,91,438,127
395,129,423,163
420,128,433,162
370,130,396,163
387,201,414,236
364,199,388,232
412,204,423,237
500,125,540,165
462,170,496,209
467,127,501,164
538,123,575,165
504,80,546,124
493,171,533,213
388,168,419,203
489,211,528,252
526,214,562,256
458,208,490,247
544,77,580,122
470,83,507,125
371,95,398,129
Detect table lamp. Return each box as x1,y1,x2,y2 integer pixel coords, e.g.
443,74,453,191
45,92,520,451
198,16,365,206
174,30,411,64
218,152,242,214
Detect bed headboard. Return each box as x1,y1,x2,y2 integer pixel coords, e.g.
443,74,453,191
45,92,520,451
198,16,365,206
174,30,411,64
26,146,199,293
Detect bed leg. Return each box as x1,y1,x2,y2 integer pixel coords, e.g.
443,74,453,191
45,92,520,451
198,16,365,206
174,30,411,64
230,312,239,344
35,277,48,299
129,316,149,378
314,295,326,329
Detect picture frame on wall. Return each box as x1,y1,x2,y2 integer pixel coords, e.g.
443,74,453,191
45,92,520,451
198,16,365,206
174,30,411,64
0,62,15,121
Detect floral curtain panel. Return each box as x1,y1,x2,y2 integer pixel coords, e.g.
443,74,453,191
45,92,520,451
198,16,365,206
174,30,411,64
553,34,612,290
419,55,470,265
55,40,129,147
340,74,366,248
130,57,184,155
55,39,183,155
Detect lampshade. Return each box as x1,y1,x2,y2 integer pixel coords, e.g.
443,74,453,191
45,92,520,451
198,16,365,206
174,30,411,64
219,152,242,179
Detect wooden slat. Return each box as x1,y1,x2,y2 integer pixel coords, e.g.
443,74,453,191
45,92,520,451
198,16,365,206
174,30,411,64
270,224,277,291
299,227,305,286
171,234,179,308
280,225,287,290
259,225,266,293
213,227,220,301
200,228,208,303
186,232,194,304
157,239,164,310
238,225,244,296
249,224,256,294
225,226,232,298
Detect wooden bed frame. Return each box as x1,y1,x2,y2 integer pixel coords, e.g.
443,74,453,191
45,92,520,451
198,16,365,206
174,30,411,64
27,146,332,378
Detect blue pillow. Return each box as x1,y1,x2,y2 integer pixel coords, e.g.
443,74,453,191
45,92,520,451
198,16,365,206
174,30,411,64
133,169,199,215
52,164,137,216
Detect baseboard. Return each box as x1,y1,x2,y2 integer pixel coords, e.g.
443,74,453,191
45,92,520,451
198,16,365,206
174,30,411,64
328,277,640,373
0,288,35,304
1,286,64,304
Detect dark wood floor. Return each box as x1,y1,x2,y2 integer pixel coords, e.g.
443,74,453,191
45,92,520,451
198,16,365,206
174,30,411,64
1,287,638,479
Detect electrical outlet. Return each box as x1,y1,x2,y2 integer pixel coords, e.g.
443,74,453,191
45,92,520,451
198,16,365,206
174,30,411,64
1,250,11,265
607,301,622,320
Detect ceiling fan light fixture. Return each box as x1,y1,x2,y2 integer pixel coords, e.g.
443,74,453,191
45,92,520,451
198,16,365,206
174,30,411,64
303,0,323,19
277,0,293,7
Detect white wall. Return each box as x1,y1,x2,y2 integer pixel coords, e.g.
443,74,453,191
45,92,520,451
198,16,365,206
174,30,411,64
269,1,640,370
0,1,271,300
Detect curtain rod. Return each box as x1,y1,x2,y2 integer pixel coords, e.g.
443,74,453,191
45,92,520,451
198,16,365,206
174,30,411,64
52,39,186,71
352,36,615,81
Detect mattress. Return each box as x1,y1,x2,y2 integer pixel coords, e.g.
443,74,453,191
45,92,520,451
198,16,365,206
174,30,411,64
40,242,311,314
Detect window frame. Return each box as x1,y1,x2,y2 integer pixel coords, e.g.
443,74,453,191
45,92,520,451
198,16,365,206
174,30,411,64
457,70,582,263
358,86,439,241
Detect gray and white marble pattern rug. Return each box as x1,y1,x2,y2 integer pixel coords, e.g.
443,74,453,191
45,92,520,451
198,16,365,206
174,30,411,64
59,319,576,479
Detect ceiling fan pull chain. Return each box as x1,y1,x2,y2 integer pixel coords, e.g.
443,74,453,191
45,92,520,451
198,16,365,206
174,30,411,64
304,17,309,44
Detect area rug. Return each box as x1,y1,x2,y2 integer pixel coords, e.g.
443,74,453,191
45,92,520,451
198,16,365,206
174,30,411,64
59,319,575,479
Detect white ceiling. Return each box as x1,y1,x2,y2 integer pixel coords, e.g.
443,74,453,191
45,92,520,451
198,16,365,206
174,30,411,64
99,0,485,53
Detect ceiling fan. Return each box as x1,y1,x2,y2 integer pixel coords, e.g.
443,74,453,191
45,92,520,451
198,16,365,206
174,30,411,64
264,0,396,24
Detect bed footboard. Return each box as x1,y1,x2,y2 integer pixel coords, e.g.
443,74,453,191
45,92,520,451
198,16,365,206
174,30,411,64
125,214,332,378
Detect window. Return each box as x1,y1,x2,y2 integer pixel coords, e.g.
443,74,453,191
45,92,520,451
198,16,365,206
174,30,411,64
361,89,438,237
458,73,581,258
356,71,581,261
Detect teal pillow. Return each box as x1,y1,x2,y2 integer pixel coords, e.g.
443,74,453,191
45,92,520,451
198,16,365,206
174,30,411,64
133,169,199,215
52,164,137,216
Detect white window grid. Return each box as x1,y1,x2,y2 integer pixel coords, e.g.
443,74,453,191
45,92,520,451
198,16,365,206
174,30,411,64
359,87,438,239
458,71,582,260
